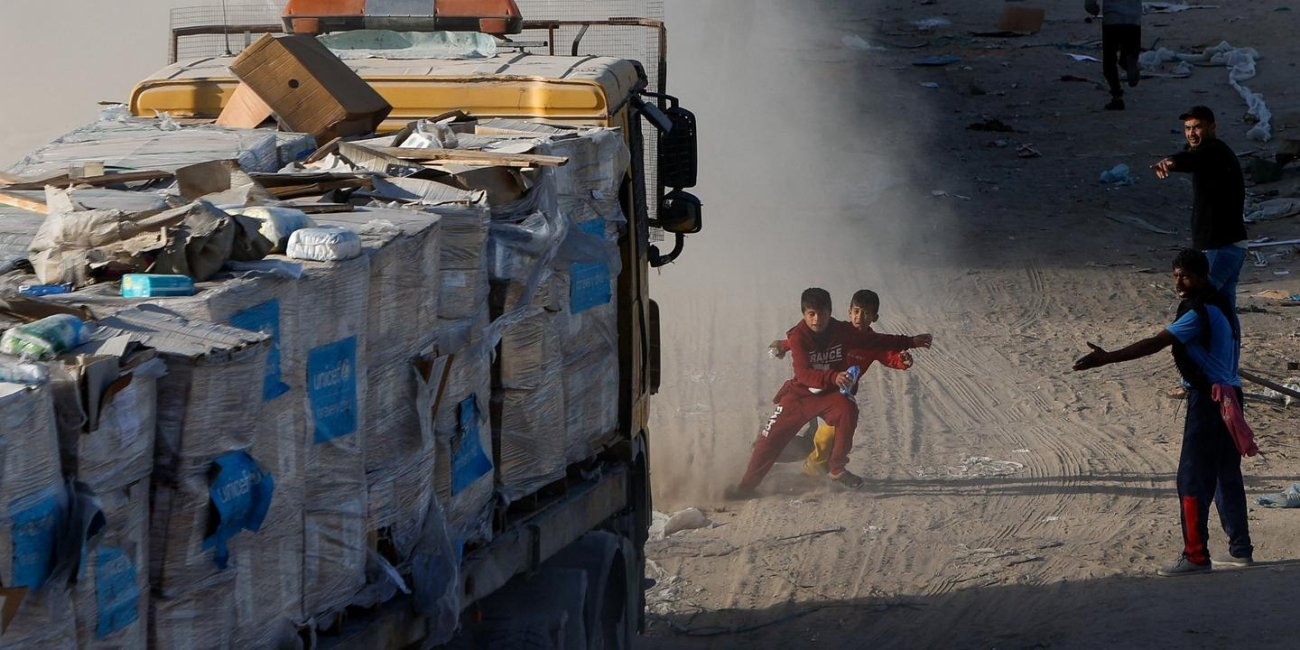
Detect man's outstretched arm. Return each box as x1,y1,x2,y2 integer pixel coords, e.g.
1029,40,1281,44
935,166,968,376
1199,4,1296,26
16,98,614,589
1073,330,1178,371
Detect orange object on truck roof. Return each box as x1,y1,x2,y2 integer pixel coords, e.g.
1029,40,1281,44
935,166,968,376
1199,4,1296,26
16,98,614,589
283,0,524,35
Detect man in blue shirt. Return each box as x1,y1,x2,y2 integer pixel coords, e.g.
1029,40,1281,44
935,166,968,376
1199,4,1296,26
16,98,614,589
1073,249,1253,576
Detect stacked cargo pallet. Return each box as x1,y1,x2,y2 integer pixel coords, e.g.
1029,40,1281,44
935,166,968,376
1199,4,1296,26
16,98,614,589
0,115,629,648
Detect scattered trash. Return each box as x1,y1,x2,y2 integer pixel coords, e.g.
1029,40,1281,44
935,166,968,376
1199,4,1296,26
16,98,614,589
99,103,132,122
931,190,972,200
1143,2,1219,13
912,17,951,30
987,139,1009,148
967,118,1016,132
995,6,1046,34
1256,483,1300,508
1105,211,1176,234
1066,53,1101,63
913,55,963,67
951,456,1026,478
1248,238,1300,249
1152,41,1270,141
1017,144,1042,158
841,34,882,52
1257,289,1300,301
920,82,941,89
662,508,712,537
0,313,93,360
154,110,182,132
1274,270,1291,276
1012,449,1031,454
1099,164,1134,185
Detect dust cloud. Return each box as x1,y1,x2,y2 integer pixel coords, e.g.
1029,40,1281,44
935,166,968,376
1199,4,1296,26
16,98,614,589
648,0,959,507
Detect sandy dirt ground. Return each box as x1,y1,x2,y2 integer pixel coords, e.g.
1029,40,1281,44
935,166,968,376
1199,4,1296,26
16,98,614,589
645,1,1300,648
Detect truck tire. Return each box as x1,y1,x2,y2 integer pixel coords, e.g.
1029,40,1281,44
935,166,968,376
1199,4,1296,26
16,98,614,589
546,532,637,650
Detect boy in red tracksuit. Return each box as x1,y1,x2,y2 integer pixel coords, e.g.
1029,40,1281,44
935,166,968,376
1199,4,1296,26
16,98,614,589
770,290,914,477
726,288,932,499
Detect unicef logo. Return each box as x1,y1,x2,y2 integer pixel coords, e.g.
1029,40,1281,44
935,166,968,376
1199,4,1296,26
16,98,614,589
312,358,353,391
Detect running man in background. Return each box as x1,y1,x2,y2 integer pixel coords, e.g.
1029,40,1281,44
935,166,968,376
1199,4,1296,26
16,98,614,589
1073,249,1255,576
727,288,931,499
1085,0,1142,111
769,290,913,477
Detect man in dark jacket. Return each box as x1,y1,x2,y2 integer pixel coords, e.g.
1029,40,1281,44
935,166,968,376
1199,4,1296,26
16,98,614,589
1154,106,1248,318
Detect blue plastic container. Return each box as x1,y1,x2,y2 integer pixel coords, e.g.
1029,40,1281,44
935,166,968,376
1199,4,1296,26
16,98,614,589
121,274,196,298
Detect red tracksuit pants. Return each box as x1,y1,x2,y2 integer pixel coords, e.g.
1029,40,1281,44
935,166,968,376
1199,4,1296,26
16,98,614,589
739,388,859,490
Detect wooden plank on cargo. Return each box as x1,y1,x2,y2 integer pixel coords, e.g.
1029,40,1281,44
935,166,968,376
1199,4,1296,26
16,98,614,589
1,170,173,191
370,146,569,168
289,202,355,214
0,191,48,215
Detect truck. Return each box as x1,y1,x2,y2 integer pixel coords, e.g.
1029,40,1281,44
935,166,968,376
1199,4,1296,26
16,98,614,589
0,1,698,648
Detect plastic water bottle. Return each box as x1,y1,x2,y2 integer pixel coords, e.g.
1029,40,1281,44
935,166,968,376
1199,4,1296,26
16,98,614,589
0,358,49,384
840,365,861,397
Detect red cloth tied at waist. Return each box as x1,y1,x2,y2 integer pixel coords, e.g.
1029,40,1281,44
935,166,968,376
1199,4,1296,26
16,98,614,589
1212,383,1258,457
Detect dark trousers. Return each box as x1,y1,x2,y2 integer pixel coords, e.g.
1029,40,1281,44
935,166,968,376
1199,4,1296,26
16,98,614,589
1102,24,1141,98
1178,387,1253,563
740,389,858,490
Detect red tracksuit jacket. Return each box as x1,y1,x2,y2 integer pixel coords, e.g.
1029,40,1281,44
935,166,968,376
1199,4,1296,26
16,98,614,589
780,319,914,398
781,324,910,396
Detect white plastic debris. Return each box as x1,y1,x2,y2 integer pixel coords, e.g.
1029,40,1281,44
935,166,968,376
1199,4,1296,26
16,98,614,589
153,110,181,132
227,206,318,253
841,34,880,52
287,226,363,261
98,103,132,122
912,17,951,30
1256,483,1300,508
662,508,711,537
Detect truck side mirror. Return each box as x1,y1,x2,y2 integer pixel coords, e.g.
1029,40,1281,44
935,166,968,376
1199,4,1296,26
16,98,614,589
636,92,698,190
659,190,701,234
658,104,697,190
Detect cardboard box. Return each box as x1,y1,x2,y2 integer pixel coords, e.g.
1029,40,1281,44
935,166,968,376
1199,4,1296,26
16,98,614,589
997,7,1046,35
230,34,392,145
216,82,274,129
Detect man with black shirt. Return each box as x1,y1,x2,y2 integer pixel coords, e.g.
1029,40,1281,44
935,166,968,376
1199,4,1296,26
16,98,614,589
1154,106,1249,316
1073,250,1255,576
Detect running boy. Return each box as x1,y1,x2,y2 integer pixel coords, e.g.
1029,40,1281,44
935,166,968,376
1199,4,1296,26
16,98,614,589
770,290,914,478
727,288,932,499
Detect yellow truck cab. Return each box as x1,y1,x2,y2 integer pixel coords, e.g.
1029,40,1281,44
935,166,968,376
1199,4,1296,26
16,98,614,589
125,1,700,646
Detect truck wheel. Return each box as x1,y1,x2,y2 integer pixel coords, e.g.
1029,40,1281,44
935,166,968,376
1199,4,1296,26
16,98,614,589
546,532,637,650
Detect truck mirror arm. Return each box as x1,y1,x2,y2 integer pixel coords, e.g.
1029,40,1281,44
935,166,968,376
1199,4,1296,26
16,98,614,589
649,233,685,267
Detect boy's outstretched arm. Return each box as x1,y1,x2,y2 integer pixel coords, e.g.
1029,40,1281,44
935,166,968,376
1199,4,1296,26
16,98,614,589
848,328,932,352
768,338,790,359
1072,330,1177,371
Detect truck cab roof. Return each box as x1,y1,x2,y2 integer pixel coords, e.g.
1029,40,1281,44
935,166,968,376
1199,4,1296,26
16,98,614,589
131,53,645,129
